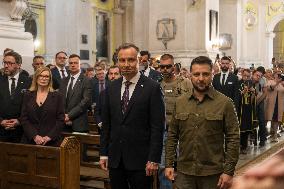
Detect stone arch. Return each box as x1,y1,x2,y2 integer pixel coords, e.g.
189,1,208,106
267,13,284,32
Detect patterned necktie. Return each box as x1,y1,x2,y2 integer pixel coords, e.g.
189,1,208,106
121,81,132,114
60,69,66,79
221,73,226,86
10,77,16,96
66,77,75,105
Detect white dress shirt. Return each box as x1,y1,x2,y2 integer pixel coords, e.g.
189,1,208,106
120,72,141,100
8,71,20,94
101,72,141,160
143,66,151,77
56,65,68,78
220,71,229,85
66,71,81,94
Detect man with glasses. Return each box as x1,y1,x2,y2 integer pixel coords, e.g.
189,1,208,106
0,51,31,142
51,51,69,89
159,53,192,189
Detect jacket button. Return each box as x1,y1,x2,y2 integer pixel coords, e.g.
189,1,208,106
119,140,123,143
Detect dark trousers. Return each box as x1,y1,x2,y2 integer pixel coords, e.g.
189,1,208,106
240,131,249,150
109,159,152,189
257,102,267,143
175,172,221,189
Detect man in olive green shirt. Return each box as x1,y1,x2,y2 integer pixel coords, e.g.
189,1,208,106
165,56,240,189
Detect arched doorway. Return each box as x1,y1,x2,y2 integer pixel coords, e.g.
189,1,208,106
273,20,284,61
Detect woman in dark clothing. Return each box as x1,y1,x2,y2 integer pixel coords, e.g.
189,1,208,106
20,66,64,146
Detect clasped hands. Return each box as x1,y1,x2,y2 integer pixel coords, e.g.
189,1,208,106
33,135,51,145
0,119,19,130
99,159,158,176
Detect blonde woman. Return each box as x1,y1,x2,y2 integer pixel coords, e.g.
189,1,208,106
20,67,64,146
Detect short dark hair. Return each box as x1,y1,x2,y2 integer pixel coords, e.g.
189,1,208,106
160,53,174,61
33,55,44,62
109,65,119,70
190,56,212,71
117,43,140,55
140,50,151,58
3,48,13,55
242,68,251,74
221,56,231,62
4,51,22,64
69,54,81,59
256,66,265,75
55,51,67,58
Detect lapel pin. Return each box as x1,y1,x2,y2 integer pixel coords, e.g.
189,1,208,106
141,84,144,88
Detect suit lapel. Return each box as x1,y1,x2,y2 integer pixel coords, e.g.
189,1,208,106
122,76,145,120
70,73,84,98
113,78,123,119
2,76,10,97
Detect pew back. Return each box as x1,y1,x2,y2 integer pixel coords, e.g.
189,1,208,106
0,137,80,189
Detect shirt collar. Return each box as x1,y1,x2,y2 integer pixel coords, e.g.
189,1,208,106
8,71,20,80
221,71,229,75
122,72,141,85
56,65,66,72
70,71,81,80
188,86,215,101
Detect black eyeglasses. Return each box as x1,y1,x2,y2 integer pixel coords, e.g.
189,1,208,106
2,61,16,66
160,64,173,69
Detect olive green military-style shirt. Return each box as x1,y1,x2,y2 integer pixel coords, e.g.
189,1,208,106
161,76,192,125
165,86,240,176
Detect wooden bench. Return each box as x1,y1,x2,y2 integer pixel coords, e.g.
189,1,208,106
61,132,110,189
0,137,80,189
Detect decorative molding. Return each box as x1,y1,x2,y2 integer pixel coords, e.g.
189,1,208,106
244,2,257,30
9,0,27,20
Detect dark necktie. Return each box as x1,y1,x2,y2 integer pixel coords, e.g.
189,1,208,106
141,70,145,75
10,77,16,96
99,82,105,93
60,69,66,79
121,81,132,114
66,77,75,105
221,74,226,86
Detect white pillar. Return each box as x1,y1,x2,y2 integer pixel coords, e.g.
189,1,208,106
0,0,34,73
265,32,275,68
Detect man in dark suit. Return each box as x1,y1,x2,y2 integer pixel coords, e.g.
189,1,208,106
59,54,92,132
0,51,31,142
139,50,162,82
91,65,110,106
212,56,239,109
99,43,165,189
51,51,69,89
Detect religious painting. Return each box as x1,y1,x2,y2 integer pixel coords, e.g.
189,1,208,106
209,10,218,41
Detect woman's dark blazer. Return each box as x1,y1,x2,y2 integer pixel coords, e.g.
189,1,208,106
20,90,65,146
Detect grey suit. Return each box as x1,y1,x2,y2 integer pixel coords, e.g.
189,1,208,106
59,73,92,132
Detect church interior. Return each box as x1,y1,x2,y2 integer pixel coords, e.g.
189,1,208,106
0,0,284,189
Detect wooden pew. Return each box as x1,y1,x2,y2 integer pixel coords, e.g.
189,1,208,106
0,137,80,189
61,132,110,189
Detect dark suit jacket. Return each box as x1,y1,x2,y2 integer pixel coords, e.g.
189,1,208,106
91,78,110,105
51,67,69,90
212,72,239,109
100,75,165,170
20,91,65,146
148,69,162,82
59,73,92,132
0,71,31,141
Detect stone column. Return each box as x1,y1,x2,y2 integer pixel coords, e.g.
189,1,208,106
265,32,275,68
113,0,124,48
0,0,34,73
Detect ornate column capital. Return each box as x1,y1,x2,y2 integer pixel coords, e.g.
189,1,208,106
113,0,124,15
9,0,27,20
265,32,276,39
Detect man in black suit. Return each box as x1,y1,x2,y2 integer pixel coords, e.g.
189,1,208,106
51,51,69,89
139,50,162,82
212,56,239,109
0,51,31,142
59,54,92,132
91,65,110,106
99,43,165,189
